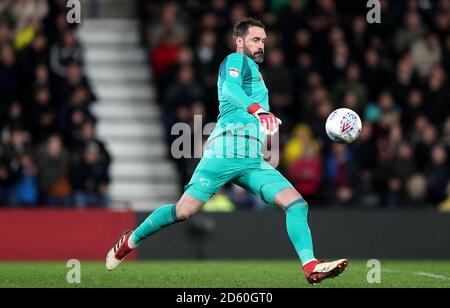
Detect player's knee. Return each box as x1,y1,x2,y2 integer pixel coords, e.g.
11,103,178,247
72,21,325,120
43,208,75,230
175,206,196,221
270,186,301,209
175,193,205,221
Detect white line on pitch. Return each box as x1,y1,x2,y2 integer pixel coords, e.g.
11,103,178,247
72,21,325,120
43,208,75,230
413,272,450,280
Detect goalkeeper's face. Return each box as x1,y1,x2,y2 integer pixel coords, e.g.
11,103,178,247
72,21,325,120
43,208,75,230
242,26,266,63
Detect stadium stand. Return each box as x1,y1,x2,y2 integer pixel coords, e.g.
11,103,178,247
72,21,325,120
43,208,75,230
0,0,111,208
1,0,448,212
138,0,450,210
78,19,179,210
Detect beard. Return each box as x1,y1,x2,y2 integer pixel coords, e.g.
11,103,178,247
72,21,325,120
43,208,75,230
244,45,265,63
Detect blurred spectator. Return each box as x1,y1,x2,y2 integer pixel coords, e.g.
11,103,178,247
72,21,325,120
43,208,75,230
278,0,307,53
348,16,369,59
1,101,24,136
332,63,367,111
71,120,110,167
415,121,439,171
54,61,96,108
60,87,97,144
288,146,323,203
71,142,110,208
283,123,320,168
29,87,57,144
425,144,449,205
164,64,204,123
30,88,57,144
325,41,351,85
324,144,358,206
390,53,420,105
34,63,50,90
301,84,328,122
401,89,425,131
6,127,32,161
378,142,417,207
293,52,314,97
10,153,38,206
362,49,388,101
261,48,294,126
146,1,189,50
50,30,83,78
195,30,222,74
0,1,16,27
13,0,48,33
404,174,430,208
17,32,49,86
151,31,182,81
411,32,442,78
37,135,71,206
0,45,19,105
424,65,449,125
394,11,426,54
354,122,380,207
290,28,311,64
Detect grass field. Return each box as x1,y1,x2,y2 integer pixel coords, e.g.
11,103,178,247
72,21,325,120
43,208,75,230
1,260,450,288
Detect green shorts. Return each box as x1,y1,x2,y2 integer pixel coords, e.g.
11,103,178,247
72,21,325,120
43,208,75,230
184,157,293,205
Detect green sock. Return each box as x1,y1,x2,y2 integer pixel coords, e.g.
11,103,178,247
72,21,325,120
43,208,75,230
285,198,316,265
129,204,179,248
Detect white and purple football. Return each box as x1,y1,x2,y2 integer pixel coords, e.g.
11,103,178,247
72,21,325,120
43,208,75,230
325,108,362,144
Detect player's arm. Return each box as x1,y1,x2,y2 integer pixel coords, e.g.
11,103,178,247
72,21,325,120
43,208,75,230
222,55,281,135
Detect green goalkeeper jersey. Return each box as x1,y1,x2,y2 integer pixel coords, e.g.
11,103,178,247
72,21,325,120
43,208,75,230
205,52,269,159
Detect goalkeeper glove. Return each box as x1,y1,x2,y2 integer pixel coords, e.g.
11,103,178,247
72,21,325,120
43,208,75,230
248,103,282,136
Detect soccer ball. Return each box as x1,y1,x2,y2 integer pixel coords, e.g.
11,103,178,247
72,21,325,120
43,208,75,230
325,108,362,144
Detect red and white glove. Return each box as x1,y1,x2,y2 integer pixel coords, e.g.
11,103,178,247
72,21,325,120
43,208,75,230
248,103,282,136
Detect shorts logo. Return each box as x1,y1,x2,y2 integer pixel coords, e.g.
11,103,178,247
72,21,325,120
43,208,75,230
228,68,240,78
200,177,210,187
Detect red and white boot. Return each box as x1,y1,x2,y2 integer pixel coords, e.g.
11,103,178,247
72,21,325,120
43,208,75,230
106,230,134,271
303,259,348,285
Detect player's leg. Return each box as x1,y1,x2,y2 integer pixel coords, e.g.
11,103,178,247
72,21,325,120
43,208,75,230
106,156,237,271
234,161,347,285
129,192,205,248
274,187,348,285
106,193,205,271
273,188,316,266
234,167,317,266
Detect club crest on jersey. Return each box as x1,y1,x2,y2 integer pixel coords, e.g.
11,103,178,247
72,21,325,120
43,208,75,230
341,112,357,133
228,68,240,78
200,177,210,187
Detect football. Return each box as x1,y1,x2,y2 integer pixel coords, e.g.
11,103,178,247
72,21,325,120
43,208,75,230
325,108,362,144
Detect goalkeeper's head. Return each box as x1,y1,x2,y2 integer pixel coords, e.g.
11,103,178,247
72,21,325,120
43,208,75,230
233,18,266,63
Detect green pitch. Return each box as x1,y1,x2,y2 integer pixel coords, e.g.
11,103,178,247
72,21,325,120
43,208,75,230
1,260,450,288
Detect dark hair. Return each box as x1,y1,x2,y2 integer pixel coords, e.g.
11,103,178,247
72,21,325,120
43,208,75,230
232,18,265,40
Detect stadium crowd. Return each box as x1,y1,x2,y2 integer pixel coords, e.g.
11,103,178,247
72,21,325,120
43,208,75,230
0,0,110,208
139,0,450,210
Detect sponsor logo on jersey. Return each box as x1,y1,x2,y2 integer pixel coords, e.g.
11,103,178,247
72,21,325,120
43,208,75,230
228,68,240,78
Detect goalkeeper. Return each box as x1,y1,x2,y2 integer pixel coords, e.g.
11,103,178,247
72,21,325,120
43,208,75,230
106,18,347,285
